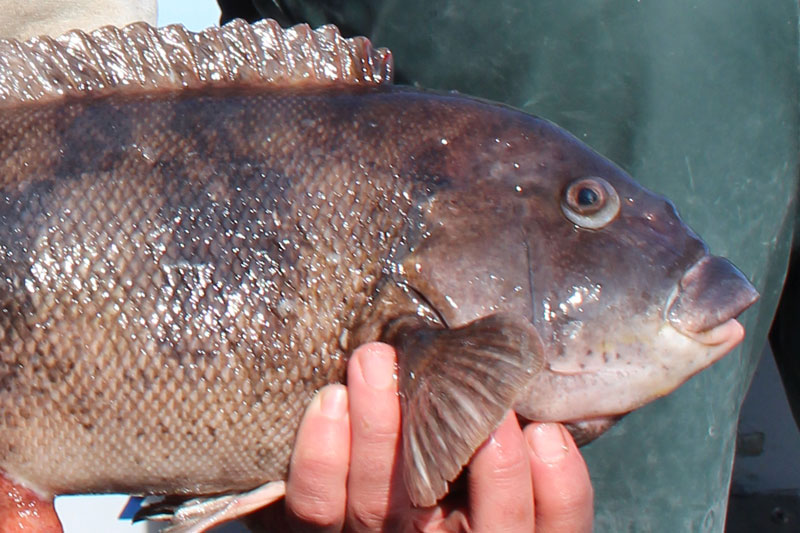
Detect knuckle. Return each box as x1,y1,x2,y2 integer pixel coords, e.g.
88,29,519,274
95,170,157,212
487,442,528,484
352,420,400,455
292,462,341,493
287,474,346,529
542,483,594,526
348,499,389,531
353,406,400,438
288,454,348,524
289,495,342,528
293,443,344,474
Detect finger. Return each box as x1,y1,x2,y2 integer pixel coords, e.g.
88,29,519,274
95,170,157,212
285,384,350,532
525,423,593,533
345,342,406,532
468,411,535,533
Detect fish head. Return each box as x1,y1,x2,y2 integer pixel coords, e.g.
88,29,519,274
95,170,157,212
397,104,758,441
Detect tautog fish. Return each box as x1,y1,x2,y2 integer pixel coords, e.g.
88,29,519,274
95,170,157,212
0,18,757,532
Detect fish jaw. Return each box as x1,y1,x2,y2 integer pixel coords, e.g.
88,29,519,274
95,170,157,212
515,254,757,424
667,255,760,335
562,416,624,446
515,318,745,422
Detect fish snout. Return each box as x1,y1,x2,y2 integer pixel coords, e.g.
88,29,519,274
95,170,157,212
667,255,759,341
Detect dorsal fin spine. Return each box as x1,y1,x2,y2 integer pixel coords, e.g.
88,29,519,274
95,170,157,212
0,18,393,108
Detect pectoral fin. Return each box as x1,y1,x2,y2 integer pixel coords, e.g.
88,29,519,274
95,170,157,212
383,314,544,507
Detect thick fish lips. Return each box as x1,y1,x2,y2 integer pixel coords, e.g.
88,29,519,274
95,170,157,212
667,255,759,351
561,256,758,446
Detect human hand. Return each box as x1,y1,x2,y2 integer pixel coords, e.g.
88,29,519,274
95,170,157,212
253,342,593,532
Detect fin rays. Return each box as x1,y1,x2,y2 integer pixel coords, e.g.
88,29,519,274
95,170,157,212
386,314,543,506
0,19,393,108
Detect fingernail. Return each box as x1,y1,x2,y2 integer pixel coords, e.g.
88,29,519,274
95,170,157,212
358,349,395,390
320,385,347,420
527,423,569,463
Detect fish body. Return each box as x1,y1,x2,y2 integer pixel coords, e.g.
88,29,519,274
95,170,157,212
0,85,452,497
0,18,757,527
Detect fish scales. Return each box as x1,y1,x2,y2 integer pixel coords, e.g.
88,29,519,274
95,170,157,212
0,18,760,531
0,87,477,495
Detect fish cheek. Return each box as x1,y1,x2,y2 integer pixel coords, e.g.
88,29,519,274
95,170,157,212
397,222,537,329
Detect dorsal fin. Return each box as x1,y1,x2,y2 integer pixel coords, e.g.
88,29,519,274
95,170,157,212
0,18,393,108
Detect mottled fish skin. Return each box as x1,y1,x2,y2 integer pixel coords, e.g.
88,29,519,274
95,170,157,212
0,18,759,519
0,86,467,496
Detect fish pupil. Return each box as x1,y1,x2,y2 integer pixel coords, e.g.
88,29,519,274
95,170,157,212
577,187,599,206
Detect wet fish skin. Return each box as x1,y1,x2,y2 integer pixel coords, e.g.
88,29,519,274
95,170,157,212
0,84,559,500
0,86,414,496
360,103,757,501
0,19,759,522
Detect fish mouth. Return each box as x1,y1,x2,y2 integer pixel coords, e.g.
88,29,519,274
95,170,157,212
667,255,759,342
558,316,745,447
515,254,758,439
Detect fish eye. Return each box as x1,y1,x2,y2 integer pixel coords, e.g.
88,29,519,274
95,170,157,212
561,177,620,229
576,187,599,208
